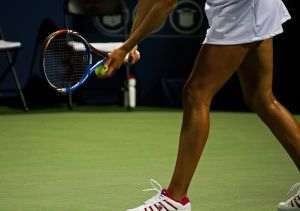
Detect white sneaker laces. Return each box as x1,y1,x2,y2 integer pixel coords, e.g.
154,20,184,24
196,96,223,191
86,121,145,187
142,179,164,205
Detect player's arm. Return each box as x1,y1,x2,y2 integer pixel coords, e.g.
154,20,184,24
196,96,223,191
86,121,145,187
127,0,157,63
123,0,177,52
105,0,177,75
131,0,158,35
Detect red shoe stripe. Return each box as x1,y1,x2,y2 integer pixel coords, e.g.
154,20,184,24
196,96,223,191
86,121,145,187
154,203,163,211
144,208,147,211
149,206,154,211
180,197,190,205
164,199,178,210
162,189,190,205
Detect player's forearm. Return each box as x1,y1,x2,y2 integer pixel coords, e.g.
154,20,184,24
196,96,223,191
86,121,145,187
122,0,177,52
131,0,157,34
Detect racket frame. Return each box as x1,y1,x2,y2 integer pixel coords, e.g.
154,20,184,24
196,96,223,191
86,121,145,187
42,29,108,94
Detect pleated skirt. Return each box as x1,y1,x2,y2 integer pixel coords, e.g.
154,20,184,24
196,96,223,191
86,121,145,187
203,0,291,45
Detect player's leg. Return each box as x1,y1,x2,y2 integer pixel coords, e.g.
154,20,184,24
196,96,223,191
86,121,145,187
127,43,254,211
167,43,253,200
237,38,300,170
237,38,300,211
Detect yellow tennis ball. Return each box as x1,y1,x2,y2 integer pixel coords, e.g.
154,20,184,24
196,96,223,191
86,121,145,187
95,65,108,77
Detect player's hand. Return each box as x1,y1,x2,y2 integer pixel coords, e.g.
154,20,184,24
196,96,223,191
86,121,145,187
105,48,128,77
128,46,141,64
104,47,141,78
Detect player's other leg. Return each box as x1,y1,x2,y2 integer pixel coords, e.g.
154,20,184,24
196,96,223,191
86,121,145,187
237,38,300,211
167,43,253,200
126,43,253,211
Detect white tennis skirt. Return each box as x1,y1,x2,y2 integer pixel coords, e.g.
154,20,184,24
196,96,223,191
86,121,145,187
203,0,291,45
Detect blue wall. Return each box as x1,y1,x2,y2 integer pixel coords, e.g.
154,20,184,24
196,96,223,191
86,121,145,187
0,0,65,91
0,0,299,111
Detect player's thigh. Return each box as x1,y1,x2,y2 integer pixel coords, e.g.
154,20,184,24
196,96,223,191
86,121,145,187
185,43,252,100
237,39,274,103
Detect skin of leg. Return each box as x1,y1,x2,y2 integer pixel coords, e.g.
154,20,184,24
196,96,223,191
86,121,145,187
238,38,300,170
167,43,254,200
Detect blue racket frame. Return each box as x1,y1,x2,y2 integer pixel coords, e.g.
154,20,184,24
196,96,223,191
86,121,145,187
58,58,106,94
43,29,108,95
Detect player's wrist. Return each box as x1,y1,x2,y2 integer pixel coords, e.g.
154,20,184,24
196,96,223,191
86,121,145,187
120,45,131,54
121,37,139,53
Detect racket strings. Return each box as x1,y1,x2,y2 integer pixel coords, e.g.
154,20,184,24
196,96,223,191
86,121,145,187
43,34,90,89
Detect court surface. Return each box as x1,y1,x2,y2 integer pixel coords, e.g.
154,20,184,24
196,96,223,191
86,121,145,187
0,106,298,211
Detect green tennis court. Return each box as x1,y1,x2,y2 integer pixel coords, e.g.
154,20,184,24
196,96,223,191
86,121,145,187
0,106,298,211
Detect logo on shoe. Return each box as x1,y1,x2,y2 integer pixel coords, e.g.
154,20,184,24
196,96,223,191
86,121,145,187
155,204,164,211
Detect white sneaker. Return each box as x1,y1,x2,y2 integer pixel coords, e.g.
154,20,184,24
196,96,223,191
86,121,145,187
278,183,300,211
127,179,191,211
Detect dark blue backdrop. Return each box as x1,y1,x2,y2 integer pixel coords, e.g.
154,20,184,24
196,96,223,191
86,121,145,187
0,0,299,111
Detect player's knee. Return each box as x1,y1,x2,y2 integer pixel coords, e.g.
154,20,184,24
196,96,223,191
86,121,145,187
182,83,210,108
243,91,276,113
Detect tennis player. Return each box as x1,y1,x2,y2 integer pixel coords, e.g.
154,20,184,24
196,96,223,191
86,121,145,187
105,0,300,210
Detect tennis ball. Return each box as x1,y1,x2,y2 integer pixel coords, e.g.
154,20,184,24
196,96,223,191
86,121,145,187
95,65,108,77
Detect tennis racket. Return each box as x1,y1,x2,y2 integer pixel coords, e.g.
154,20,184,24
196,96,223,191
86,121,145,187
42,29,125,94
